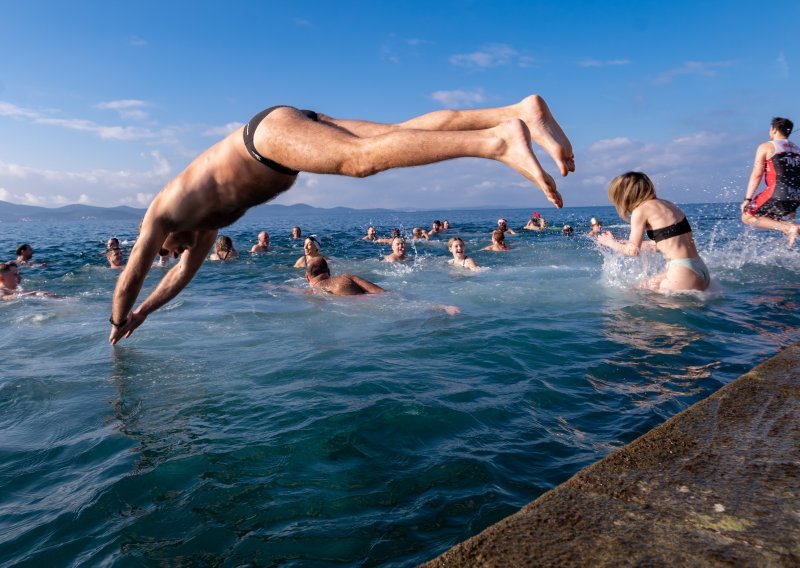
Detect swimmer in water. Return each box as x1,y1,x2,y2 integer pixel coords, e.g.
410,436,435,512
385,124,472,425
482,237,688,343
363,226,379,241
448,237,480,270
107,247,125,270
306,256,385,295
209,235,239,261
0,262,54,299
483,229,510,251
383,237,408,262
497,218,517,235
588,217,602,236
250,231,270,253
294,236,324,268
412,227,430,241
291,226,302,240
523,211,547,231
429,220,444,235
597,171,711,292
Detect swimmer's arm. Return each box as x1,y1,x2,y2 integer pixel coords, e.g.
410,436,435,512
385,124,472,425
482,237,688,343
110,229,216,344
293,256,306,268
743,144,769,211
597,211,645,256
465,258,479,270
110,218,170,341
507,228,517,234
350,275,385,294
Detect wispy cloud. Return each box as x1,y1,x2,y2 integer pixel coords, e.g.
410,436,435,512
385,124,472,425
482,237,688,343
777,51,789,78
0,101,157,140
430,89,486,108
580,59,631,67
450,44,533,69
96,99,151,120
580,130,753,202
0,150,173,207
202,122,243,137
654,60,736,85
129,35,147,47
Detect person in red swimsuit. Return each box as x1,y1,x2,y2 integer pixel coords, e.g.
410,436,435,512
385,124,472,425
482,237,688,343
741,117,800,246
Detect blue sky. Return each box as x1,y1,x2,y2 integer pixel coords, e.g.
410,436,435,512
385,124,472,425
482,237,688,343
0,0,797,211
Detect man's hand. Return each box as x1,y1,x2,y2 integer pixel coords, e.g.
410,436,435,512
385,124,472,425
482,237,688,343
109,311,146,345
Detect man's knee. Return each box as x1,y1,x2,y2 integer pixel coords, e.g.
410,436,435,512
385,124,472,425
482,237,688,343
340,152,379,178
741,212,755,225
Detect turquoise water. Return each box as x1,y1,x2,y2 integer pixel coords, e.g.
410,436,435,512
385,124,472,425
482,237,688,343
1,203,798,566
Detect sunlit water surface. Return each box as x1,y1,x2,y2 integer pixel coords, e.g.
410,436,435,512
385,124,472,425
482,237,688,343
1,203,798,566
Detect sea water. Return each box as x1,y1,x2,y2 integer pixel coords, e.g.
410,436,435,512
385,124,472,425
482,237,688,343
1,202,798,566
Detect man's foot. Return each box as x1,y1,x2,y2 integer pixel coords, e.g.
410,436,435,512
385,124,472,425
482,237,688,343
788,225,798,248
516,95,575,177
495,119,563,208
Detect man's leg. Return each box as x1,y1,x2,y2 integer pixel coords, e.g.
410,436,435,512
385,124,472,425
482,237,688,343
741,213,799,246
256,107,564,207
321,95,574,177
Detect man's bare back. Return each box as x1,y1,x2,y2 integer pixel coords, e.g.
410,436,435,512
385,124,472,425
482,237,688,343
314,274,385,296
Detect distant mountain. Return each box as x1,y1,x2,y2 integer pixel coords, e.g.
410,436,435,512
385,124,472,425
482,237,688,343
0,200,395,224
0,201,147,223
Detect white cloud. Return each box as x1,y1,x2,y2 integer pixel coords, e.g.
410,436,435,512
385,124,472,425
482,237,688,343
96,99,151,120
450,44,531,69
202,122,242,137
431,89,486,109
777,51,789,78
580,59,631,67
654,60,736,85
0,101,158,140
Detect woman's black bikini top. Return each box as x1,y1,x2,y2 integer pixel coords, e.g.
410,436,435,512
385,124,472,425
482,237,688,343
646,216,691,243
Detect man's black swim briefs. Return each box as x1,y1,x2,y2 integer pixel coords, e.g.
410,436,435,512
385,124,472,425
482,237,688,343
243,106,319,176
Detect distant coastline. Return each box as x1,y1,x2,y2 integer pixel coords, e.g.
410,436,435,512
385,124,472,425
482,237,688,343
0,199,733,224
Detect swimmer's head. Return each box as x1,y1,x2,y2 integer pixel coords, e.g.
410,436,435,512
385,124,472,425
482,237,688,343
159,230,198,258
562,225,574,236
107,248,124,266
306,256,330,279
448,237,465,254
16,244,33,260
390,228,401,238
366,226,377,238
258,231,270,244
215,235,234,253
590,217,601,227
492,229,505,243
304,236,320,255
0,262,21,289
391,237,406,255
292,226,302,239
106,238,120,250
532,212,540,219
497,218,507,228
608,171,657,221
771,117,793,138
412,227,424,237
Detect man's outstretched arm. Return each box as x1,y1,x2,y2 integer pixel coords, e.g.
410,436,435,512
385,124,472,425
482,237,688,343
109,229,216,344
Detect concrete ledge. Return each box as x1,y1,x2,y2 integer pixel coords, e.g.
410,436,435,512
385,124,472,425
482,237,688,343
423,342,800,567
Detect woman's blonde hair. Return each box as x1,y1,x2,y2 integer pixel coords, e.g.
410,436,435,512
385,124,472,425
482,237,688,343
447,236,464,249
215,235,233,252
608,171,657,221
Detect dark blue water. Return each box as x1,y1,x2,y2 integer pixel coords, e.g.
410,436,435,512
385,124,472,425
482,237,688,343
1,203,798,566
